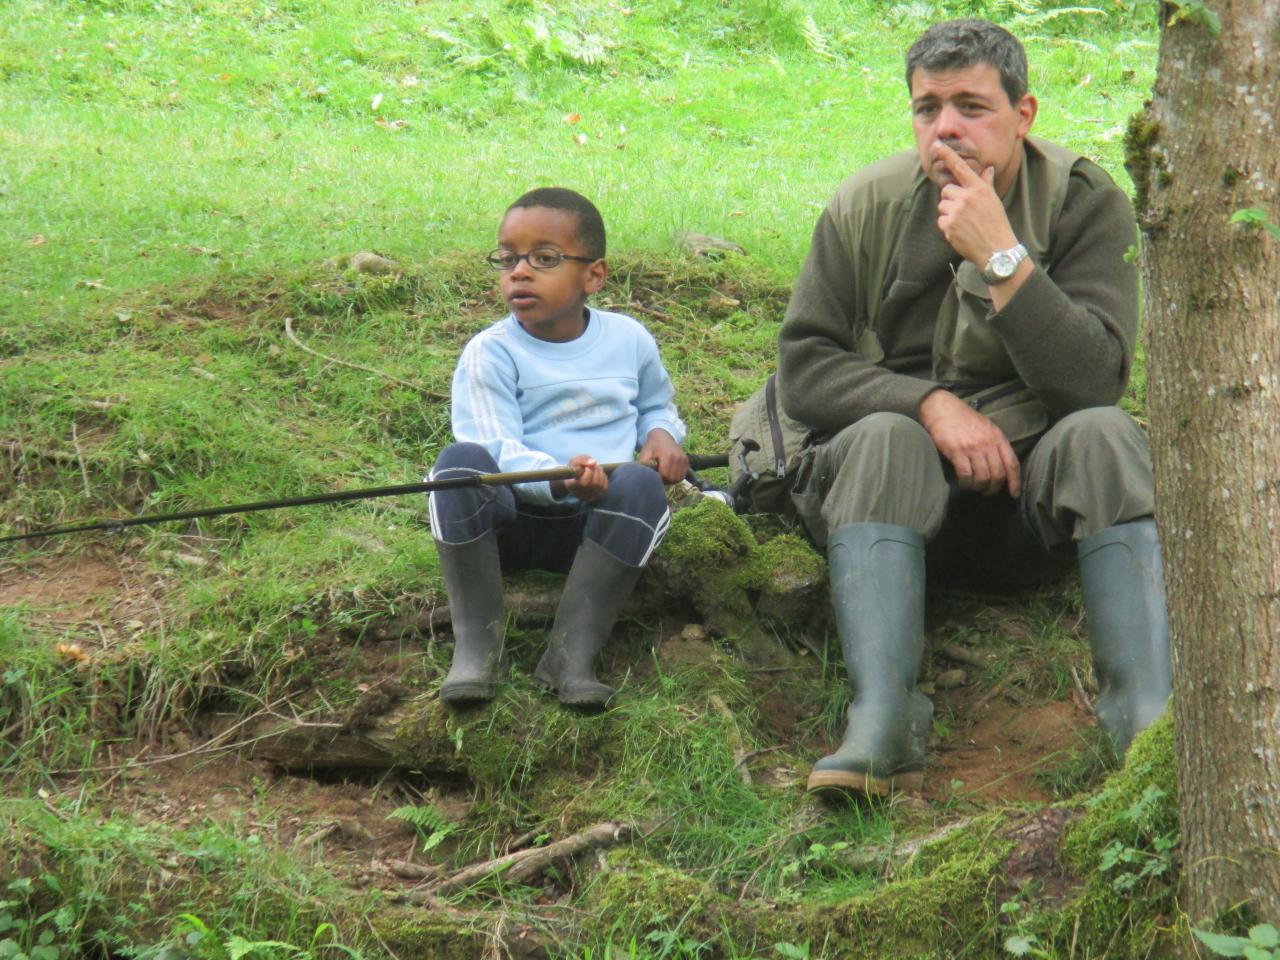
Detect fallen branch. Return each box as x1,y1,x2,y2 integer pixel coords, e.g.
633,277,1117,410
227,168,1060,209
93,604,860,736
284,317,447,400
384,858,445,881
838,816,978,879
429,821,635,895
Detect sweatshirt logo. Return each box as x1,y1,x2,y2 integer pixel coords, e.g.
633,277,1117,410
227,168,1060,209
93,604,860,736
544,388,622,429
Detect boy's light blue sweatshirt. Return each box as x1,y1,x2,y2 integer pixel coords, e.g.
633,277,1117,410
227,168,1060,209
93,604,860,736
450,308,687,505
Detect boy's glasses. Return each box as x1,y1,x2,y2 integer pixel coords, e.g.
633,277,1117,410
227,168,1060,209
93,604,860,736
486,247,597,271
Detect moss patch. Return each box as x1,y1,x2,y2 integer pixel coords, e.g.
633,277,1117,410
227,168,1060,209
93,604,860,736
370,909,488,959
1038,711,1180,956
651,500,827,635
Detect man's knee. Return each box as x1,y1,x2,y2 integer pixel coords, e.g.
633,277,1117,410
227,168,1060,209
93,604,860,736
830,412,935,463
1046,406,1148,453
812,413,948,541
1025,406,1154,542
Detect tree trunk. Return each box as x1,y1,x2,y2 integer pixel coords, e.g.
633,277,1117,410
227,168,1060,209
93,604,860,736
1128,0,1280,923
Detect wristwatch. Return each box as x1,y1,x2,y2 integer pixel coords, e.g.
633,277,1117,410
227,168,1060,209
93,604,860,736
980,243,1028,285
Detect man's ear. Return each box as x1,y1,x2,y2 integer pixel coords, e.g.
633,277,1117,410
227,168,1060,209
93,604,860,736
1016,93,1038,139
584,258,608,294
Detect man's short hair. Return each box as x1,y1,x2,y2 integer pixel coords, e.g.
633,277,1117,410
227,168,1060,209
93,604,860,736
905,19,1028,105
506,187,606,259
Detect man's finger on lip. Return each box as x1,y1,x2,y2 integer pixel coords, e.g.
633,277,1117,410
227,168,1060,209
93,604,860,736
934,142,976,180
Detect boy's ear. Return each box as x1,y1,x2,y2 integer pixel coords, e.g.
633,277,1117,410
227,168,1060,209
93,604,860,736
584,258,608,294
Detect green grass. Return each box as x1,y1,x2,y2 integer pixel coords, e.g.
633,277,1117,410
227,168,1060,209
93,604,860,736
3,0,1154,322
1,0,1159,955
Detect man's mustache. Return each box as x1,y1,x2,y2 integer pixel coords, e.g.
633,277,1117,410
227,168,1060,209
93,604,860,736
936,138,976,161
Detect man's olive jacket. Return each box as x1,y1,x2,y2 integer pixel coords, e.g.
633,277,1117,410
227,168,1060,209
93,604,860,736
777,136,1139,444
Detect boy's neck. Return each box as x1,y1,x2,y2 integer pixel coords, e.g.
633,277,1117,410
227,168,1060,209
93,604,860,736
517,305,591,343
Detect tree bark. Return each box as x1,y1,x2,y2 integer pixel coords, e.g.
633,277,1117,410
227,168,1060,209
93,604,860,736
1129,0,1280,922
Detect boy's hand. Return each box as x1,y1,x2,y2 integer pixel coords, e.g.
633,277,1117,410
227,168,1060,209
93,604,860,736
638,428,688,485
557,454,608,502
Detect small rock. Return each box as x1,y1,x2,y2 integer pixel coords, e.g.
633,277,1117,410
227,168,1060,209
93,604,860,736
680,623,708,642
347,251,401,275
676,231,746,258
934,668,968,690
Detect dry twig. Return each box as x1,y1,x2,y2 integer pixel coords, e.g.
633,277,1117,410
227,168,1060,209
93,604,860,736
937,642,996,670
1070,665,1095,714
0,439,104,465
284,317,446,400
429,821,634,896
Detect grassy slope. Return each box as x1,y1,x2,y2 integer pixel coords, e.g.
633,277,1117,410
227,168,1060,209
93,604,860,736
0,1,1162,957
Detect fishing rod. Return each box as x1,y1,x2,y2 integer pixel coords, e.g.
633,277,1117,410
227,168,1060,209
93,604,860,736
0,453,731,546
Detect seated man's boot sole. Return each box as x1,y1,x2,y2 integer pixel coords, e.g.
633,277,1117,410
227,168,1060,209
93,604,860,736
534,658,615,709
439,679,498,704
806,766,924,798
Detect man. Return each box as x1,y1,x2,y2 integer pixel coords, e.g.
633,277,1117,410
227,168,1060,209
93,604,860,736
774,19,1171,797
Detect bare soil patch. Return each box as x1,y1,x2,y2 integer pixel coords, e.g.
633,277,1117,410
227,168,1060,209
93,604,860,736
0,551,167,643
929,695,1092,805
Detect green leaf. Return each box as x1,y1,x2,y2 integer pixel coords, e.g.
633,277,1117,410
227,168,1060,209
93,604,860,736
51,908,74,935
773,944,810,960
1193,927,1248,957
225,936,298,960
0,938,20,960
1242,946,1272,960
1231,208,1280,239
1004,934,1036,956
1249,926,1279,948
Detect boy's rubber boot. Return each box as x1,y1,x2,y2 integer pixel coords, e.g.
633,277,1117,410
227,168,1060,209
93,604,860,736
535,540,642,709
436,531,506,704
1078,519,1172,754
807,523,932,798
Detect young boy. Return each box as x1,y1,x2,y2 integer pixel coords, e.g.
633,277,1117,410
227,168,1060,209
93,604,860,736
427,187,688,709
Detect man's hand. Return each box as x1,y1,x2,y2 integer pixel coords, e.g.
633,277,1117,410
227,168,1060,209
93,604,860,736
554,454,609,502
918,389,1021,497
932,141,1020,269
637,428,688,485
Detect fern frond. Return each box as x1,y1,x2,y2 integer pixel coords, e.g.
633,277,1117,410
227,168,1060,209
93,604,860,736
800,14,834,61
388,803,449,832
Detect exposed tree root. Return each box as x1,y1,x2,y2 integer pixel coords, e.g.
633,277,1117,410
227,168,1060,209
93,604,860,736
424,821,635,896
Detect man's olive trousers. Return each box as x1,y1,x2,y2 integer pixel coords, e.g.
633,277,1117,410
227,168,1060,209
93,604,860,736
791,406,1155,584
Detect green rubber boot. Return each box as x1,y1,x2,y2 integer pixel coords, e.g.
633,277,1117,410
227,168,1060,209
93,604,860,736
1078,519,1172,754
535,540,642,709
807,523,932,798
436,531,505,704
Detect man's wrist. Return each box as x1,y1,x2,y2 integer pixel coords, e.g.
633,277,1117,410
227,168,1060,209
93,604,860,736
981,242,1029,285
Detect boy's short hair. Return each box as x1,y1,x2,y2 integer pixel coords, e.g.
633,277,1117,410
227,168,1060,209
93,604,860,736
506,187,607,259
905,19,1028,105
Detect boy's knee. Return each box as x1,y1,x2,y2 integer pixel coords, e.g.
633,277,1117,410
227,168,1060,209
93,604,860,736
432,442,498,476
604,462,667,510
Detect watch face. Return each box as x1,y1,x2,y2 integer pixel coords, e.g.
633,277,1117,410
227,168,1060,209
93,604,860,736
992,250,1017,278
